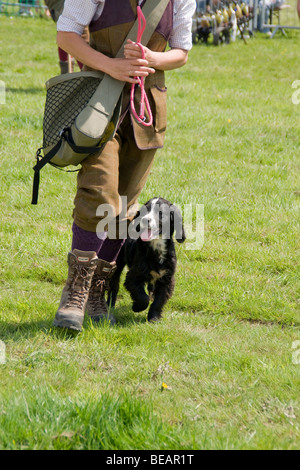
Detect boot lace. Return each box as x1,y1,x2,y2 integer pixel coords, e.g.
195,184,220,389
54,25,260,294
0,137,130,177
65,264,91,309
88,276,109,314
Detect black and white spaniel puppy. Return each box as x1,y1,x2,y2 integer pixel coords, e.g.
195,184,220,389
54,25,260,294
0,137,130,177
109,198,186,322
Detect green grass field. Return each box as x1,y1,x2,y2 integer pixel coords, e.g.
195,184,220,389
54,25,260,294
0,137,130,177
0,16,300,450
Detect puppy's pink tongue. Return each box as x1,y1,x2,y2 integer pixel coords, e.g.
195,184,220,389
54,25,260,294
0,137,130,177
141,229,153,242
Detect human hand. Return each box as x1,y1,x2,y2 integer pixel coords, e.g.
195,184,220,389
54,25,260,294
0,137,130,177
107,56,155,83
124,39,154,66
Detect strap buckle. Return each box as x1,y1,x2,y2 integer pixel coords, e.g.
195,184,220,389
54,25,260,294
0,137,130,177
35,147,43,162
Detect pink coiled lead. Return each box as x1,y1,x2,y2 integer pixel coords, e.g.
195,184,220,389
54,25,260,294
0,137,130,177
130,4,153,127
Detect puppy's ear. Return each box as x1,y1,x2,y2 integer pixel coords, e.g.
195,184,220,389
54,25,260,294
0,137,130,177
171,204,186,244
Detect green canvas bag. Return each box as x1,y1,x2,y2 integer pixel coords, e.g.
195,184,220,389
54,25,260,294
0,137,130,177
31,0,170,204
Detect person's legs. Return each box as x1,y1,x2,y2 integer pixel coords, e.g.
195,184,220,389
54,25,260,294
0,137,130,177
54,129,121,329
54,114,157,330
98,238,125,262
58,47,71,74
72,222,106,253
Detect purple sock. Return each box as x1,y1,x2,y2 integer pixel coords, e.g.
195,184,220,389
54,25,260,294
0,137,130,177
72,223,106,253
98,238,125,262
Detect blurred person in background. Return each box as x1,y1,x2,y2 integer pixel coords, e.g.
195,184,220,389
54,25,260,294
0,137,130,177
44,0,88,73
19,0,40,16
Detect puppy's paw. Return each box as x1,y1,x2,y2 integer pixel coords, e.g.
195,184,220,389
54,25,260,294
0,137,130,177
147,309,162,323
132,297,149,312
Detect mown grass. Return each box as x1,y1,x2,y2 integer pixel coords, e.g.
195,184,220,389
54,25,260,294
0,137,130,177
0,16,300,450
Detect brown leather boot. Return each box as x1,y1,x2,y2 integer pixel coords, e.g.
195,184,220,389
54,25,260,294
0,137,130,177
53,250,98,332
86,259,117,325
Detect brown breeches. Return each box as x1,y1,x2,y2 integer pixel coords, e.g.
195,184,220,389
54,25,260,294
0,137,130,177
73,113,157,238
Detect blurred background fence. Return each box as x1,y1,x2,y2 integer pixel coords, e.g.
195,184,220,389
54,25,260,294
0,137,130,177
260,0,300,37
192,0,300,44
0,0,47,17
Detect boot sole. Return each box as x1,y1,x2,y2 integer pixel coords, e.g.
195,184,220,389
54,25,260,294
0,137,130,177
53,318,82,332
